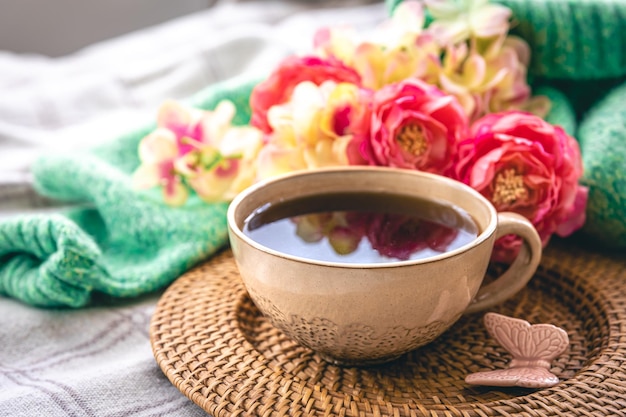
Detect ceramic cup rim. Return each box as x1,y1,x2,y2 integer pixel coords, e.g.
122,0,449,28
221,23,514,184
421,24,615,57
227,166,498,268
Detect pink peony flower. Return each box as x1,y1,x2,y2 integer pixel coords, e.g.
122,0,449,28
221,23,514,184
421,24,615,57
356,78,469,175
249,56,362,133
454,111,588,262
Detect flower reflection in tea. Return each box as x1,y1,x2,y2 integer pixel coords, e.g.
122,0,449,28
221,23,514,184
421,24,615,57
292,211,463,261
243,193,479,264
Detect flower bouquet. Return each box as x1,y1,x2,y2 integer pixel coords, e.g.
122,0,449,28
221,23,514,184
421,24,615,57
133,0,588,262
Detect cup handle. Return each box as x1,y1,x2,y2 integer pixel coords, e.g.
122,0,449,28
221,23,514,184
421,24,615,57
465,212,542,314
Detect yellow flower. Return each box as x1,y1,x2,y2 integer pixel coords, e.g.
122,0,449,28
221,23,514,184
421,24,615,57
314,1,441,90
437,35,548,121
256,81,361,180
352,42,419,90
315,1,425,66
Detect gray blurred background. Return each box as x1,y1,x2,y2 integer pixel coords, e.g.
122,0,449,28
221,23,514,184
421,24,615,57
0,0,214,56
0,0,377,56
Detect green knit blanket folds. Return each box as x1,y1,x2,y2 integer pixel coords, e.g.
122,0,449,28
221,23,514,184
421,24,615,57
0,76,257,308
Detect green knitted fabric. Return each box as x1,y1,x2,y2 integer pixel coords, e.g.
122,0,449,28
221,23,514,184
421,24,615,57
578,81,626,247
500,0,626,80
0,75,258,308
533,86,577,136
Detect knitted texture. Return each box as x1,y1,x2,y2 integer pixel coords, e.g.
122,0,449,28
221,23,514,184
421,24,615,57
533,86,577,136
501,0,626,80
578,81,626,247
0,76,258,308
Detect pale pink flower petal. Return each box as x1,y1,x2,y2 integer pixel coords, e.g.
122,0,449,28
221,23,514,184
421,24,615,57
203,100,237,146
157,100,193,129
187,162,237,203
391,1,425,33
137,128,178,164
132,164,161,190
162,178,189,207
256,144,307,180
424,0,511,45
469,4,512,38
556,185,589,237
428,19,471,45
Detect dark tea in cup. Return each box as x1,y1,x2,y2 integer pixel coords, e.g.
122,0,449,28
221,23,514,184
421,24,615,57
243,191,479,264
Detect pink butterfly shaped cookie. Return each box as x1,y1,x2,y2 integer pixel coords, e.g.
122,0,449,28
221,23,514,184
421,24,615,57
465,312,570,389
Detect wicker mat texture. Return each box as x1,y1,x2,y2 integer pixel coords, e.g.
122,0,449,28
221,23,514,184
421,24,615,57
150,238,626,416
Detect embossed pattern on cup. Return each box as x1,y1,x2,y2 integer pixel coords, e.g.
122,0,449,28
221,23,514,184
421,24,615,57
249,288,460,365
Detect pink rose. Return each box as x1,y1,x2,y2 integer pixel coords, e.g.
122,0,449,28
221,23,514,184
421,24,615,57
356,78,469,175
454,111,588,262
249,55,362,133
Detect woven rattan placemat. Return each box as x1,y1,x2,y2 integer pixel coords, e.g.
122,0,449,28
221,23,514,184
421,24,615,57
150,239,626,416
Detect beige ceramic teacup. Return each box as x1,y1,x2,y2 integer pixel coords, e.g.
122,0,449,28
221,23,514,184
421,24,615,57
227,167,542,366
